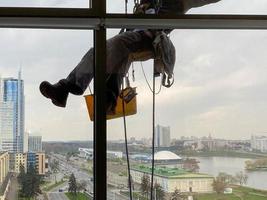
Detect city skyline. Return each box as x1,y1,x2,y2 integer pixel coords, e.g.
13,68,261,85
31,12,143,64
0,71,27,152
0,0,267,141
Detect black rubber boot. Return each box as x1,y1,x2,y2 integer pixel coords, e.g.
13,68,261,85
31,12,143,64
39,80,69,107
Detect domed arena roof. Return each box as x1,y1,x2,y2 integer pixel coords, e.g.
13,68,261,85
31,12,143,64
154,151,182,161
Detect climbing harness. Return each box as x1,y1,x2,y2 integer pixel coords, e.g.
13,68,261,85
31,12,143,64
152,31,175,88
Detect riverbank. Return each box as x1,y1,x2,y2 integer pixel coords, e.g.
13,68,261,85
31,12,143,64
180,150,267,159
196,185,267,200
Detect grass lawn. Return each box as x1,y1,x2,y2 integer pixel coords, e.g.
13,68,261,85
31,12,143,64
196,186,267,200
66,192,91,200
196,193,240,200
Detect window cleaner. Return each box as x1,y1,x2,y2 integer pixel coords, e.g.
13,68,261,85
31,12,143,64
39,0,222,114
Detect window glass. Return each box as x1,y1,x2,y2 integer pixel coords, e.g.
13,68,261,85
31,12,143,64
107,0,267,15
106,28,267,199
0,0,90,8
0,29,94,199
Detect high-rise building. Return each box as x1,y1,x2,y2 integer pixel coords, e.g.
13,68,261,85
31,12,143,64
26,152,46,175
0,71,25,153
28,135,42,152
14,153,27,173
155,124,171,147
0,152,9,185
251,135,267,152
14,152,47,175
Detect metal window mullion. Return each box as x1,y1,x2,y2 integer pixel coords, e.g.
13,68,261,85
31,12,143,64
93,27,107,200
1,14,267,29
93,0,107,200
105,15,267,30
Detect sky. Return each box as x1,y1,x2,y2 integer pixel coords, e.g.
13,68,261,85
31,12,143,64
0,0,267,141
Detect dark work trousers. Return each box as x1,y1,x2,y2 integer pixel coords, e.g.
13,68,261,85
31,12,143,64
66,31,154,100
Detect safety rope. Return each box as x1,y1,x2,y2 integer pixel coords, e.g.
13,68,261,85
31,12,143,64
122,79,133,200
88,84,92,95
150,63,156,200
140,62,162,94
131,63,135,82
125,0,128,14
121,1,135,200
122,1,158,200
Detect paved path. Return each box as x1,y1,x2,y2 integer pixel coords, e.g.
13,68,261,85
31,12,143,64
47,181,69,200
6,175,18,200
48,192,68,200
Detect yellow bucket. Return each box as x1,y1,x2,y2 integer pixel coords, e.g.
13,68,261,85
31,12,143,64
84,87,137,121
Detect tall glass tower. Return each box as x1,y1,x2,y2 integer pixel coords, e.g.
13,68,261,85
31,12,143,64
0,71,25,153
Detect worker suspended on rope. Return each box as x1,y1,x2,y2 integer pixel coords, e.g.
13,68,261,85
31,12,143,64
39,0,222,113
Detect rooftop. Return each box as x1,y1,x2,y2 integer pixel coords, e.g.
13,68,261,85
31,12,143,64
154,151,182,161
0,151,8,156
132,165,213,179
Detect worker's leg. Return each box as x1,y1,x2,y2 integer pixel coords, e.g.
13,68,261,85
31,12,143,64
40,31,154,107
65,48,94,95
106,73,123,113
65,31,154,94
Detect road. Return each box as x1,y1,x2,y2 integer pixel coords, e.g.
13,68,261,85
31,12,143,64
47,177,69,200
48,192,68,200
6,175,18,200
51,154,128,200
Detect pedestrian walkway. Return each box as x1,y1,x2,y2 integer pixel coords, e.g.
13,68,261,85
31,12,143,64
6,175,18,200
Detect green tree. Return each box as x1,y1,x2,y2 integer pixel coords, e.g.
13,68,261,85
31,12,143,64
153,183,165,200
77,180,87,192
170,188,185,200
17,163,26,185
212,176,227,194
50,159,59,183
66,151,79,162
217,172,236,184
183,158,199,172
66,153,71,162
19,165,42,198
235,171,248,186
68,173,77,194
18,163,27,195
141,174,150,199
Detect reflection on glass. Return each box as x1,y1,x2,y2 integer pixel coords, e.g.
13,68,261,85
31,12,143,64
0,0,90,8
107,0,267,15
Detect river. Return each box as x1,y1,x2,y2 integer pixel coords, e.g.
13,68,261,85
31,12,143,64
195,157,267,190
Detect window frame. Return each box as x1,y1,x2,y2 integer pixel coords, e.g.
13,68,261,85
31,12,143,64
1,1,267,199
